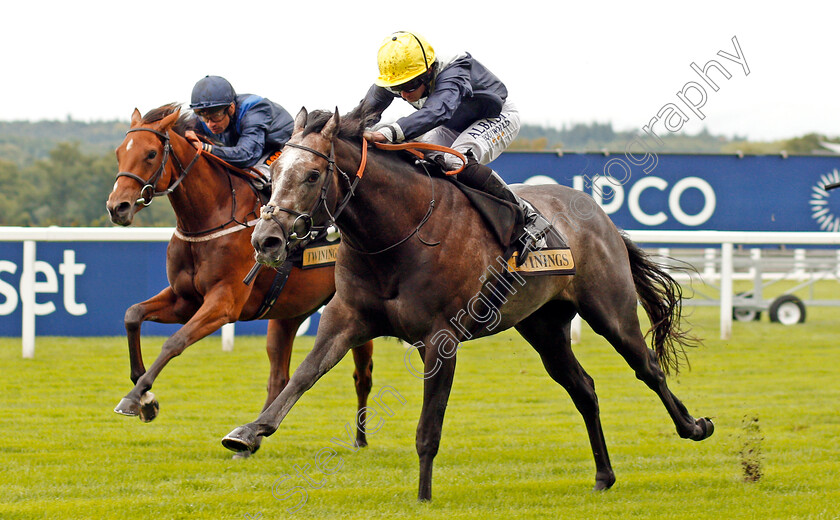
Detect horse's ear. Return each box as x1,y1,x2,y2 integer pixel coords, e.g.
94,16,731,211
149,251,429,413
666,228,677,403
321,107,340,140
130,108,142,127
293,107,308,135
160,108,181,130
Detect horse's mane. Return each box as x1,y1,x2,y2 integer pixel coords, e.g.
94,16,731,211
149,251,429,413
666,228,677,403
302,100,381,141
141,103,200,136
300,102,430,175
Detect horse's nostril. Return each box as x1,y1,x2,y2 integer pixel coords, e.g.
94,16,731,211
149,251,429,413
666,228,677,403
261,236,282,253
108,201,133,224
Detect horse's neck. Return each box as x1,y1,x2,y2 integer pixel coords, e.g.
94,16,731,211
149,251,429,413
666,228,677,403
166,135,238,230
334,141,438,251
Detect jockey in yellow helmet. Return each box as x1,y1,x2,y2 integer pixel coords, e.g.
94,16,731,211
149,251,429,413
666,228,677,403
360,31,544,264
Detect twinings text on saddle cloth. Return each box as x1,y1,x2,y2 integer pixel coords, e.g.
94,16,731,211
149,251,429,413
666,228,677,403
507,248,575,276
301,243,340,268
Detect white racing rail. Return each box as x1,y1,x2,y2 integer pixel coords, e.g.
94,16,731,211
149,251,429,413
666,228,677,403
3,227,840,357
0,227,237,358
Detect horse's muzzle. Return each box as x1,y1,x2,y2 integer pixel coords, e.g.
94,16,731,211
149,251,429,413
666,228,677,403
106,200,135,226
251,220,288,267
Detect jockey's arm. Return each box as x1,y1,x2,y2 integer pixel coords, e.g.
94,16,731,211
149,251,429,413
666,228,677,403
207,106,271,168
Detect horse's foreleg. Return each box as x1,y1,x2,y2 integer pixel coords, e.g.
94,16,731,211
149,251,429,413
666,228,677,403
123,287,182,384
226,317,304,460
117,294,234,421
351,341,374,448
114,288,187,419
416,345,457,502
222,303,365,453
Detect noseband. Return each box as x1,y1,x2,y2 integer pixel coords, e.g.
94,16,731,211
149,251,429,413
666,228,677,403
259,140,363,250
115,127,200,206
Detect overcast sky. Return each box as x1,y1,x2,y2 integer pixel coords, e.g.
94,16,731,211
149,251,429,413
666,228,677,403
1,1,835,141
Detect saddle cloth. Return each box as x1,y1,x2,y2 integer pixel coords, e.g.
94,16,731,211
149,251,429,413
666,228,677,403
245,229,339,321
447,177,575,277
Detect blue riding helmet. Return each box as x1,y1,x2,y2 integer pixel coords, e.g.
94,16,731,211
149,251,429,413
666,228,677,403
190,76,237,110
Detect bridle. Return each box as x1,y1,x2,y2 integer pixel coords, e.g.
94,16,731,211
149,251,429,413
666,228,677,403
258,140,364,251
259,138,448,257
115,126,263,240
115,127,200,206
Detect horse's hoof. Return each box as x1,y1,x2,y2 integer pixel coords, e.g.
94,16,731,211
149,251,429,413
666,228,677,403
138,392,159,423
114,397,140,416
232,438,262,459
355,437,368,448
222,426,258,453
692,417,715,441
232,450,252,460
593,472,616,491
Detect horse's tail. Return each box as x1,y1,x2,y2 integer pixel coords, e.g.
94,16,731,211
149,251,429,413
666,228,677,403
622,233,699,375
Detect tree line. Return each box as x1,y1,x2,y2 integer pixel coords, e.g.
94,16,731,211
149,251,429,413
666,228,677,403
0,118,835,227
0,141,175,227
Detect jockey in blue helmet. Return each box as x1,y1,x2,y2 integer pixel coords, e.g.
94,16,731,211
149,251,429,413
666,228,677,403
185,75,294,184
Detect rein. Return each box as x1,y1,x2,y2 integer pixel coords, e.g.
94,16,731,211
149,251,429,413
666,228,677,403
201,150,267,186
260,138,465,257
259,140,365,249
373,142,467,176
116,128,199,206
341,141,466,254
114,126,261,240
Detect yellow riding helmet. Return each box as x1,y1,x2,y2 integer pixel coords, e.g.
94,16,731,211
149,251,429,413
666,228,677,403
375,31,436,88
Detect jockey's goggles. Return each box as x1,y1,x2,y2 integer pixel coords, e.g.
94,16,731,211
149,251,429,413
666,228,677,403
195,107,229,123
387,76,425,95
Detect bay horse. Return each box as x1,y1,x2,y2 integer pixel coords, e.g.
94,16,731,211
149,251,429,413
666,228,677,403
223,106,713,499
105,104,374,453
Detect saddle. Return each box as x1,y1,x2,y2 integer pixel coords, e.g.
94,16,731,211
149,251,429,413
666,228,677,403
449,177,575,276
416,158,575,277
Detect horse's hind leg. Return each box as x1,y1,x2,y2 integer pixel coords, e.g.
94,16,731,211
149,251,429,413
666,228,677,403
263,318,300,410
351,341,374,448
578,287,713,441
415,340,457,502
515,302,616,491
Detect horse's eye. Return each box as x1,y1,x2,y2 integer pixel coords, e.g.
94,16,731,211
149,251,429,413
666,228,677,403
147,150,158,160
306,171,320,184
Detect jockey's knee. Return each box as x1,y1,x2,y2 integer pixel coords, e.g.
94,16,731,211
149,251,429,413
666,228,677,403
456,157,493,190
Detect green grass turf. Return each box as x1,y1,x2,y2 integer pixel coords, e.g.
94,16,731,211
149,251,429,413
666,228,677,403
1,287,838,519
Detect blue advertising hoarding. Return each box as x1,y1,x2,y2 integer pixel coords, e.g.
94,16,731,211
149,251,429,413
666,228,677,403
0,241,315,337
493,152,840,232
2,152,839,337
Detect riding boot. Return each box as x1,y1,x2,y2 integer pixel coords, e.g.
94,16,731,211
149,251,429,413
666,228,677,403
460,159,546,266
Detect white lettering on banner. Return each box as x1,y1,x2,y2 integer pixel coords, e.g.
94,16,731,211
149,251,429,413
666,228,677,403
0,260,18,314
59,250,87,315
669,177,717,226
0,249,88,317
34,261,58,315
591,176,625,214
566,175,716,227
629,177,668,226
